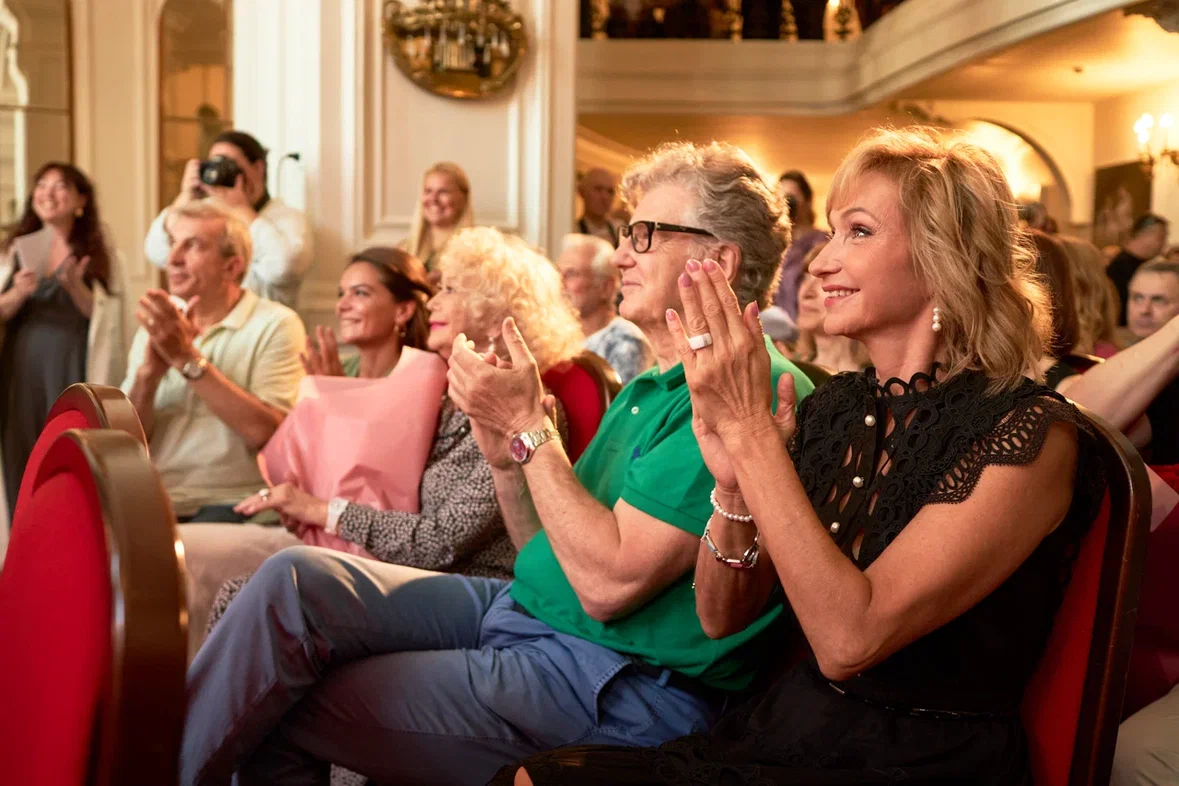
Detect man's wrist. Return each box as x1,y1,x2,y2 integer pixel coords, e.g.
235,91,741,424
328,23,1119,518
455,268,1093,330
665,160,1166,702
507,410,553,439
170,345,201,370
136,365,165,386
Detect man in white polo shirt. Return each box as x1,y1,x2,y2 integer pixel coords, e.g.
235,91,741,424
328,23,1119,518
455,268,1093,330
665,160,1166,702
122,199,305,522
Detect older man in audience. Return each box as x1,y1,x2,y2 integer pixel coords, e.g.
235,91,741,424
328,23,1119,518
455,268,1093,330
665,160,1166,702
577,167,620,247
123,199,305,523
178,142,814,786
558,233,654,383
1108,214,1170,325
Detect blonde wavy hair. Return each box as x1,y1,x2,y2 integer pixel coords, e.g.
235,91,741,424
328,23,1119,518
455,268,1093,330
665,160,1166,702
620,141,788,308
1059,236,1120,355
827,127,1051,392
405,162,475,262
437,227,583,371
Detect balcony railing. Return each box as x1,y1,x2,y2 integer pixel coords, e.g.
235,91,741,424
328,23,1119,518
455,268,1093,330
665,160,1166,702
579,1,906,40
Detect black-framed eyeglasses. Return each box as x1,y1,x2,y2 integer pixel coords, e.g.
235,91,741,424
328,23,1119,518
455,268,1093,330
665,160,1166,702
619,220,714,253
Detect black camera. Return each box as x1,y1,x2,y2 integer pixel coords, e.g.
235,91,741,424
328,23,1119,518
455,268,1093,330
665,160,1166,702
199,155,242,189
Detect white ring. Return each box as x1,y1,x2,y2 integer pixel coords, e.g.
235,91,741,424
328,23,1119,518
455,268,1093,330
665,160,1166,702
688,333,714,351
258,488,271,501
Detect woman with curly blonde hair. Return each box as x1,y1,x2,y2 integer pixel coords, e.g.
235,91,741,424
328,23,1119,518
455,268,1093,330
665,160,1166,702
428,226,583,371
503,126,1107,786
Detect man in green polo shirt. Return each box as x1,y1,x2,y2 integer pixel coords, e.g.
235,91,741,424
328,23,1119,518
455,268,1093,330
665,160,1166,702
180,141,814,786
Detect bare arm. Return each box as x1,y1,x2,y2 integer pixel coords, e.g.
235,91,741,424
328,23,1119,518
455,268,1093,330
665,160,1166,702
185,366,286,450
517,433,700,622
715,417,1077,681
0,269,37,322
126,365,165,437
0,288,27,322
488,465,543,550
1056,314,1179,432
693,491,780,639
447,321,700,623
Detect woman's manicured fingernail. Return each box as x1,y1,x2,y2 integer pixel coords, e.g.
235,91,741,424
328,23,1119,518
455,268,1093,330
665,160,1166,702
703,259,718,272
752,301,760,316
679,273,693,287
686,259,700,273
665,308,678,322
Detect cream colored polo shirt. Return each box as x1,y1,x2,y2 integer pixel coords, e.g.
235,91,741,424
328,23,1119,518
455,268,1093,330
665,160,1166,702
121,290,306,517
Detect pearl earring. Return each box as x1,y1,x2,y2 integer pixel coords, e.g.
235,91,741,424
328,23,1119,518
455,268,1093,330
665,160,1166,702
932,307,943,333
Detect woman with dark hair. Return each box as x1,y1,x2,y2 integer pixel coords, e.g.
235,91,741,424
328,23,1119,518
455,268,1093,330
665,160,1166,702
299,247,434,379
0,161,123,519
1028,230,1083,389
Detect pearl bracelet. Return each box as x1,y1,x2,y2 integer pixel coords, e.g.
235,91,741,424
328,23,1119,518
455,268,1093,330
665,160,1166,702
710,487,754,523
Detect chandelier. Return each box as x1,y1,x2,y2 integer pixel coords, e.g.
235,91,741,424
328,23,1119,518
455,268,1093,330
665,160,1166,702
1135,112,1179,178
383,0,528,100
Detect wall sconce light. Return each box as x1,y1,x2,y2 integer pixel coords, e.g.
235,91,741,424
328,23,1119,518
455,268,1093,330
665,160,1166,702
383,0,528,101
1136,111,1179,178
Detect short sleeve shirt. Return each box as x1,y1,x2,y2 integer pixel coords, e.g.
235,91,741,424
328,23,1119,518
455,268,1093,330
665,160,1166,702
510,338,815,691
121,290,306,516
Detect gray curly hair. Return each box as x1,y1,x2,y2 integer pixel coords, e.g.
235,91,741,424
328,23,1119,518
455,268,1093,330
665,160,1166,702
620,141,789,308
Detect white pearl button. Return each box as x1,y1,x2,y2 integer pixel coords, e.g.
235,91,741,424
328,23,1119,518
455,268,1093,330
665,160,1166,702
829,522,841,534
864,414,876,427
852,476,864,488
631,406,640,414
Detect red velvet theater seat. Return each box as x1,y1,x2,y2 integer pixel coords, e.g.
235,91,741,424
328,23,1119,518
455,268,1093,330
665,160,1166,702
1021,407,1151,786
14,383,146,522
0,430,186,786
542,351,622,462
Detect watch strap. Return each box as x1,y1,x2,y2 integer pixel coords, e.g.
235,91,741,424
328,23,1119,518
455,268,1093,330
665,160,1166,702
326,497,349,535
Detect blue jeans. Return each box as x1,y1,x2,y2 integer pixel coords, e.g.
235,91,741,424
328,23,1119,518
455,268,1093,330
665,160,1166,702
182,547,727,786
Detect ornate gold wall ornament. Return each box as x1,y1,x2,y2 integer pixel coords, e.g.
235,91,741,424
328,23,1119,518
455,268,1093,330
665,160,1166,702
383,0,528,100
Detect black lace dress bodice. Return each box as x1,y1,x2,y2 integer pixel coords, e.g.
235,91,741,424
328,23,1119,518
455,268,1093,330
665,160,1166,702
497,368,1106,786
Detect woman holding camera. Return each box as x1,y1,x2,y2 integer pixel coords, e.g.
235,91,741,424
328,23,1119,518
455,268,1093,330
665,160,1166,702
143,130,312,309
0,162,123,521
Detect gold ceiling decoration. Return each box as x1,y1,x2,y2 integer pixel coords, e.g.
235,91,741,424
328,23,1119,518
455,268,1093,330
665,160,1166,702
383,0,528,101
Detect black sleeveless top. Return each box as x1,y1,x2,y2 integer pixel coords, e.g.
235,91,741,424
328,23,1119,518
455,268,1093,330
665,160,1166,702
505,367,1107,786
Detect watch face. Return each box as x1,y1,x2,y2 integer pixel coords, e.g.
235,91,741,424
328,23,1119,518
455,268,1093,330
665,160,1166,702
509,435,529,463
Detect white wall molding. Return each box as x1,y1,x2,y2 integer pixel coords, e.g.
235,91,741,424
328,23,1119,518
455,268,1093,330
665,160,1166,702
578,0,1129,115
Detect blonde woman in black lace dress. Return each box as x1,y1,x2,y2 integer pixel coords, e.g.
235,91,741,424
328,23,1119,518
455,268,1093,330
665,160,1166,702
499,128,1107,786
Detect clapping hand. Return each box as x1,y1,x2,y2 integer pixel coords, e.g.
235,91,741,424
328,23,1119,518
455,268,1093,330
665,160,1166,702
136,289,200,367
10,268,38,302
666,258,798,491
55,255,90,291
301,326,346,377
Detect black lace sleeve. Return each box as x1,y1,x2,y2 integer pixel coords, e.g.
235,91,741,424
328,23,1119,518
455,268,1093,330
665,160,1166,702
926,391,1105,509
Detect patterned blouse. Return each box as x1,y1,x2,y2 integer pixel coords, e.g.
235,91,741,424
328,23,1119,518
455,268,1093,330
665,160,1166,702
206,396,513,631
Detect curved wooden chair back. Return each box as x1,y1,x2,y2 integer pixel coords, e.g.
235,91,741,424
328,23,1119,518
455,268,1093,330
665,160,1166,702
1022,406,1151,786
0,429,186,786
14,384,146,522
